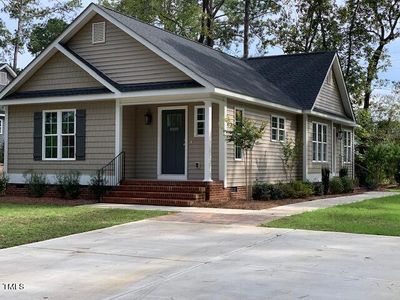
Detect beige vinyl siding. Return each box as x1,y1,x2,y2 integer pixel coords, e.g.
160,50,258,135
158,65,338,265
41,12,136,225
226,100,301,187
122,103,219,180
8,101,115,175
307,116,332,175
18,52,103,92
334,124,354,178
314,70,347,117
67,15,191,84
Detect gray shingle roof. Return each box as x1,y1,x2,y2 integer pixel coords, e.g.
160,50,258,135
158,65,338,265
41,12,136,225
245,52,336,110
97,5,307,110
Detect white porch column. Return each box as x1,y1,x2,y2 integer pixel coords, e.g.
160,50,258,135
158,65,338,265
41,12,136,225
115,100,123,156
204,100,213,182
4,106,8,174
219,100,227,187
302,114,308,181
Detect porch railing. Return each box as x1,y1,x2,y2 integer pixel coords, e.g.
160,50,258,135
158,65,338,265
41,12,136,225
99,151,126,188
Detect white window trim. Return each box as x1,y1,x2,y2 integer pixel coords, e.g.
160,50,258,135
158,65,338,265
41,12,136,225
343,130,352,164
0,119,3,135
92,22,106,44
194,105,205,137
42,109,76,161
234,107,244,161
271,115,286,142
312,122,328,163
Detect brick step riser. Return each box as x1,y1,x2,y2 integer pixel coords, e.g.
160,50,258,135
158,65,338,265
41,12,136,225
107,191,204,200
121,180,209,187
117,185,206,193
102,197,194,207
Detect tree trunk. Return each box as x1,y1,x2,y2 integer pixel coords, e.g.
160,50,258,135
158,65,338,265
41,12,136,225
198,0,208,44
345,0,360,79
364,43,385,110
12,14,23,71
243,0,250,58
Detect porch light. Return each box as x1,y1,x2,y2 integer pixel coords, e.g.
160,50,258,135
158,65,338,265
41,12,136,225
144,111,152,125
337,130,344,140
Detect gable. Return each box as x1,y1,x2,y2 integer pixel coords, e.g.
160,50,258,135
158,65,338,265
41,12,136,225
66,15,192,85
18,52,104,92
314,69,348,117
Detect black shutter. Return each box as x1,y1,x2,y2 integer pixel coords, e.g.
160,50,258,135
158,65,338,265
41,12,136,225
33,112,42,161
76,109,86,161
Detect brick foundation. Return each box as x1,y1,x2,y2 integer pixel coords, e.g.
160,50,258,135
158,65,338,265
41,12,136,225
205,182,247,202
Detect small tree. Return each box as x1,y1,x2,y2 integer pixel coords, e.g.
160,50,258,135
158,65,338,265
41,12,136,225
280,138,301,182
225,117,267,200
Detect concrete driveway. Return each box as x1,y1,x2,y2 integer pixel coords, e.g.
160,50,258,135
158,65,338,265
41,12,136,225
1,218,399,299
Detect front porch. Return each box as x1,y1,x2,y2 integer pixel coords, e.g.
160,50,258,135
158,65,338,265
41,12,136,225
118,100,225,182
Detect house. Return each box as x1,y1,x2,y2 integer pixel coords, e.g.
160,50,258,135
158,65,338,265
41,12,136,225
0,4,356,203
0,64,17,150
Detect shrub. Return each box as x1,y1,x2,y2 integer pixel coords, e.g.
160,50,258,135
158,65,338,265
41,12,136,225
290,181,313,198
341,177,354,193
24,171,47,197
89,170,108,200
56,171,81,199
339,167,348,178
269,184,285,200
0,173,9,195
321,167,330,195
252,182,272,200
312,182,324,196
395,161,400,186
329,177,344,194
253,181,313,200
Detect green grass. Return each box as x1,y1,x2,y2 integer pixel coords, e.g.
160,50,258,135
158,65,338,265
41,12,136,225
263,195,400,236
0,204,168,249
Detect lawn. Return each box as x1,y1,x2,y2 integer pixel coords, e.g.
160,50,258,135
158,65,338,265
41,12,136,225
0,204,168,249
263,195,400,236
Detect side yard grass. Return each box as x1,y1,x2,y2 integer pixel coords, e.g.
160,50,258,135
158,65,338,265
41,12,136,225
0,204,168,249
263,195,400,236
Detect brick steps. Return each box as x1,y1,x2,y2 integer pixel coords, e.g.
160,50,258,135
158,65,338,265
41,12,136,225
101,180,207,207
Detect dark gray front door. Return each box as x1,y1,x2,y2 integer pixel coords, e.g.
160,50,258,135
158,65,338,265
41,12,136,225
162,109,185,175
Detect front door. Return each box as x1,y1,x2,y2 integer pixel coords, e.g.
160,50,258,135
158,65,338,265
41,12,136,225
161,109,186,176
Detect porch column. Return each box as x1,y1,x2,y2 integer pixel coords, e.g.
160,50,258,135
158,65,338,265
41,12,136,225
204,100,212,181
302,114,308,181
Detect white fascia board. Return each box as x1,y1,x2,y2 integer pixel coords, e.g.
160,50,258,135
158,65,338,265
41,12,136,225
214,88,302,114
0,65,17,78
92,6,214,90
0,5,98,99
0,87,211,106
305,110,356,127
55,44,120,95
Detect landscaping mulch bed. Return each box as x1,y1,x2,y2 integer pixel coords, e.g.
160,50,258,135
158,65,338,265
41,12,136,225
0,196,97,206
195,189,367,210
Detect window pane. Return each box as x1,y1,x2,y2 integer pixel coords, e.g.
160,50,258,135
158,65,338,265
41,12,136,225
45,112,57,134
323,126,327,142
235,145,242,159
235,109,243,125
271,128,277,141
197,122,204,135
318,143,322,161
279,130,285,141
45,136,57,158
313,143,317,161
323,144,327,161
62,136,75,159
272,117,277,128
62,111,75,134
197,108,205,121
279,118,285,129
312,124,317,142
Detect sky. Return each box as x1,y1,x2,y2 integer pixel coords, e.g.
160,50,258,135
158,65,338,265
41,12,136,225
1,0,399,94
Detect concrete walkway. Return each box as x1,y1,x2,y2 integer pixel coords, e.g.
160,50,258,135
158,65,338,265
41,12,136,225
91,191,396,226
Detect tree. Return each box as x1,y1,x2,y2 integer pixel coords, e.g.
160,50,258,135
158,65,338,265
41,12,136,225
27,18,68,56
0,0,81,70
100,0,202,41
225,116,267,200
0,20,11,62
280,138,300,182
222,0,281,57
268,0,341,53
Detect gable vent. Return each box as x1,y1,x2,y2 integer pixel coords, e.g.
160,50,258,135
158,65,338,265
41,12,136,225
0,72,7,85
92,22,106,44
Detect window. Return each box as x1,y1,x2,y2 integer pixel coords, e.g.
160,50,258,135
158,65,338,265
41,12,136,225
194,106,205,136
0,119,3,135
271,116,285,142
0,72,7,85
235,108,243,160
43,110,76,160
92,22,106,44
312,122,328,162
343,130,352,163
